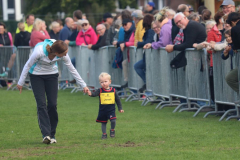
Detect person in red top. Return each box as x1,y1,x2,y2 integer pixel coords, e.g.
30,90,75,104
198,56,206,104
207,21,222,67
30,18,50,47
75,19,98,46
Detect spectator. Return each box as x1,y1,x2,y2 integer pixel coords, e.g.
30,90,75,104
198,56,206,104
112,19,135,88
165,12,206,68
88,24,107,50
166,9,176,20
198,5,207,23
214,11,225,41
106,14,122,45
134,14,154,93
188,12,200,22
14,22,31,47
177,4,190,17
65,20,82,46
201,9,212,26
144,8,172,49
0,22,13,46
0,22,14,78
221,0,235,15
59,17,74,41
219,12,240,94
152,21,161,42
49,21,61,40
75,19,98,46
103,13,114,26
56,19,63,30
187,4,194,14
73,10,82,21
16,14,35,33
118,10,132,42
131,10,145,46
145,2,157,15
29,18,50,47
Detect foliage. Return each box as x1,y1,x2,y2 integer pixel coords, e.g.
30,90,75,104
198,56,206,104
1,89,240,159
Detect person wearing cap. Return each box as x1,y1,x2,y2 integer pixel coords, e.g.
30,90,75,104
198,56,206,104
59,17,74,41
103,12,114,26
145,2,157,15
88,24,108,50
75,19,98,46
112,19,135,88
132,10,145,46
221,0,235,15
187,4,194,14
49,21,61,40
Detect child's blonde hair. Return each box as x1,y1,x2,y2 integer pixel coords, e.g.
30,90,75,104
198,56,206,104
99,72,111,81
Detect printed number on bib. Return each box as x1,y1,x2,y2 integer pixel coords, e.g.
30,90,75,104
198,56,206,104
100,92,115,104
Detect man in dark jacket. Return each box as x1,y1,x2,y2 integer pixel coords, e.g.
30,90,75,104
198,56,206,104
145,2,157,15
88,24,108,50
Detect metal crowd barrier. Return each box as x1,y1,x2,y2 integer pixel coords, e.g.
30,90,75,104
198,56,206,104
203,51,238,120
0,46,18,89
125,47,145,102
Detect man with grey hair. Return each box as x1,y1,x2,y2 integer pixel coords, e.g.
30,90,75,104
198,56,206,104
59,17,74,41
177,4,190,17
166,12,206,68
88,24,108,50
221,0,235,15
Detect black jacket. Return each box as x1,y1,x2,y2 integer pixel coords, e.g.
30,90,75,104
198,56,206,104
137,29,154,48
91,30,108,50
231,20,240,50
171,19,180,43
68,29,79,41
14,31,31,47
49,30,60,40
0,32,11,46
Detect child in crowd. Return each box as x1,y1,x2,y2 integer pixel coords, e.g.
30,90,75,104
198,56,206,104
221,29,233,61
88,72,124,139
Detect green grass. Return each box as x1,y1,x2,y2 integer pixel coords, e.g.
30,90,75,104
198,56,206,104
1,88,240,160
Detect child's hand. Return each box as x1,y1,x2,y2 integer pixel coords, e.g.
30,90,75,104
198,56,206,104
87,90,92,96
119,110,124,113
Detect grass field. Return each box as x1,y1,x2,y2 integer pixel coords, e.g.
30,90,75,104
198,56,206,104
1,88,240,160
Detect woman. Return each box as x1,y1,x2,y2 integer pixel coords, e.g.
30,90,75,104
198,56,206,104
0,22,12,46
75,19,97,46
49,21,61,40
144,7,172,49
152,21,161,42
17,39,89,144
29,18,50,47
214,11,224,40
134,14,155,92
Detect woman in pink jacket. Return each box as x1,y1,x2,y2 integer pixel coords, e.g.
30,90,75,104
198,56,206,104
30,18,50,47
76,19,98,45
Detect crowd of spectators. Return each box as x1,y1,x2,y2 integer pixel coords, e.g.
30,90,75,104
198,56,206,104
1,0,240,111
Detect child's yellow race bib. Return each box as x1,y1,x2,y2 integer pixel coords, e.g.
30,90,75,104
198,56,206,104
100,92,115,104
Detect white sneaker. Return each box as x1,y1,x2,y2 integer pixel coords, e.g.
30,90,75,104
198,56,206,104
42,136,51,144
50,138,57,144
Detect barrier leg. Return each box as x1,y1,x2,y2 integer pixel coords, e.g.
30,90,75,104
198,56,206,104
219,109,237,121
193,105,214,117
179,102,200,112
225,106,240,121
173,103,188,113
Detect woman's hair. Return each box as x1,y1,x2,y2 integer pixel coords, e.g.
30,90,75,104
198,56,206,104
188,12,200,21
0,22,6,29
143,14,154,30
214,11,224,26
226,12,240,25
224,29,231,36
73,10,82,19
99,72,111,80
121,10,132,21
198,5,207,15
202,9,211,21
49,21,60,30
18,22,25,31
154,7,168,23
33,18,44,31
46,40,68,54
114,19,122,29
206,20,216,27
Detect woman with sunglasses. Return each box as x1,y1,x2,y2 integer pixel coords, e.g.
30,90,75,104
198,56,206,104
76,19,98,46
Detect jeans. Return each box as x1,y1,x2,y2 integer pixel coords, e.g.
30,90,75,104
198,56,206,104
134,59,146,83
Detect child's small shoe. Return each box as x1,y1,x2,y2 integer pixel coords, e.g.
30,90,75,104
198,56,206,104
110,129,115,138
102,133,107,139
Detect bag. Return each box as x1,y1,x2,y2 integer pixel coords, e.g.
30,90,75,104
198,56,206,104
170,51,187,69
112,47,123,69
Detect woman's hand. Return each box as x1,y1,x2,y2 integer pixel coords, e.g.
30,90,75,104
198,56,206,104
119,110,124,113
83,87,89,93
143,43,152,49
17,84,22,94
